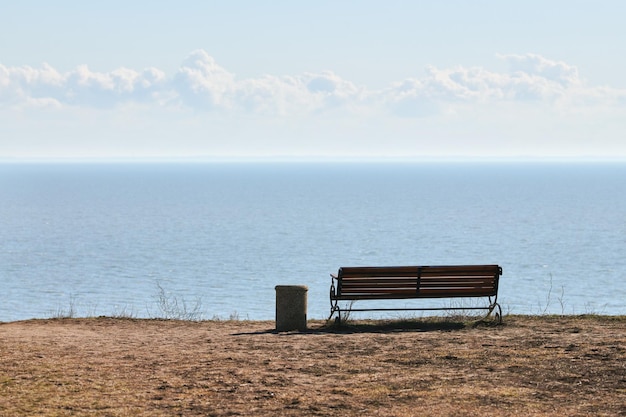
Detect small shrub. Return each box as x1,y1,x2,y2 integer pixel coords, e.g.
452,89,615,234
153,282,204,321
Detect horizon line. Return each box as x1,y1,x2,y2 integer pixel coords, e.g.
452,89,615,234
1,155,626,164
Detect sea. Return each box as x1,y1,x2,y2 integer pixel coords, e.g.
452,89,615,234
1,162,625,322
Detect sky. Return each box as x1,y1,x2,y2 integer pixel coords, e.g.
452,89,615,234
1,1,625,161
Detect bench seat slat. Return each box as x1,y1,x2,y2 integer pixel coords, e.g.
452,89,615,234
419,288,497,296
341,278,417,286
340,284,418,289
421,266,499,273
420,280,496,287
337,265,499,277
424,277,496,283
340,276,497,281
335,294,423,300
339,289,419,295
341,285,417,294
339,279,496,287
339,287,497,294
339,287,496,295
335,290,496,300
339,271,419,278
341,278,413,282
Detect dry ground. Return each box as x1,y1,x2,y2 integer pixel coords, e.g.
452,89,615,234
0,315,624,416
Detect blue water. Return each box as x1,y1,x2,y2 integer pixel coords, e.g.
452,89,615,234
1,162,625,322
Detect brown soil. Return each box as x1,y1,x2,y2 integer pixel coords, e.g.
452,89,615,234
1,315,624,416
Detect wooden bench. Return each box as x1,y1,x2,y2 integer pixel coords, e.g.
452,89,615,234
329,265,502,323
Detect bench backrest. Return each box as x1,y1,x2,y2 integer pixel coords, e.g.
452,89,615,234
335,265,501,299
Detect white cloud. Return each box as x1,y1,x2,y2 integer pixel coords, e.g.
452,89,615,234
383,55,583,110
1,51,624,117
172,49,235,109
500,53,580,86
170,50,363,115
0,61,167,109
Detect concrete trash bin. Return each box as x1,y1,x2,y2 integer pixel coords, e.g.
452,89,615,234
275,285,308,331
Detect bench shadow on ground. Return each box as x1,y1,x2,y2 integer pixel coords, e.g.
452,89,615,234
232,318,498,336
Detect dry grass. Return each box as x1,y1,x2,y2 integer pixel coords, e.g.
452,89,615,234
0,315,624,416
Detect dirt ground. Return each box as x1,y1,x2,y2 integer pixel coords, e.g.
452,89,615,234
0,315,624,416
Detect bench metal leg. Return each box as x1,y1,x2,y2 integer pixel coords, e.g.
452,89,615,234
484,302,502,324
329,298,342,322
493,303,503,324
329,278,341,322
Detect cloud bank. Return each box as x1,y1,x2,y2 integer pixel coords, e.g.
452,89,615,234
1,50,623,116
3,50,625,161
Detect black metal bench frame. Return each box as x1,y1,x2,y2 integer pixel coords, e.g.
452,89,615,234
329,265,503,323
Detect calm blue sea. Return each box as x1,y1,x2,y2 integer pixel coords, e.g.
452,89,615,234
1,162,625,322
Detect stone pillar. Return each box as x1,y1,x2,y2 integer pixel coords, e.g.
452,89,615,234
275,285,308,331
